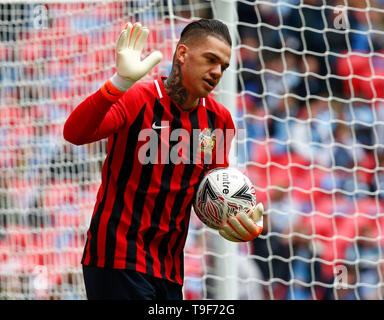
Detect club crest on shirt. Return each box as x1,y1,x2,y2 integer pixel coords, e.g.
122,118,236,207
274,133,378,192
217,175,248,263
199,128,216,154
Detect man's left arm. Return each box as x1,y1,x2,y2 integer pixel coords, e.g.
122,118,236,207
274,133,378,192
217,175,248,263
213,110,264,242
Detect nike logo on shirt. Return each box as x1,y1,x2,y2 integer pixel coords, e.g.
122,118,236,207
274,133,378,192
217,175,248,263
152,122,170,130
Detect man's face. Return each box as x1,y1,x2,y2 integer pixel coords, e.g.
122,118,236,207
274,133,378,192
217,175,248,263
178,35,231,99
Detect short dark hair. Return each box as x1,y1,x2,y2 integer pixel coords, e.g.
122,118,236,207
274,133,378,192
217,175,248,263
179,18,232,47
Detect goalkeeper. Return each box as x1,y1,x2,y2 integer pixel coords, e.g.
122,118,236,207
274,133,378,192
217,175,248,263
63,19,264,300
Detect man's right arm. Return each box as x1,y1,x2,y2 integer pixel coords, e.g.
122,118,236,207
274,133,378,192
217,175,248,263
63,22,162,146
63,82,127,145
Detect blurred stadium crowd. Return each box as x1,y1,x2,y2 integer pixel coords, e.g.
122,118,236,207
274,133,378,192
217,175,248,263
236,0,384,300
1,0,384,300
0,2,131,299
187,0,384,300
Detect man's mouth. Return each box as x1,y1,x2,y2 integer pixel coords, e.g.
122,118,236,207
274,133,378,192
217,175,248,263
203,79,215,89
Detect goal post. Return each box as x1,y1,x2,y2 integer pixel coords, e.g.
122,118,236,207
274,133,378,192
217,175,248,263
1,0,384,300
210,0,239,300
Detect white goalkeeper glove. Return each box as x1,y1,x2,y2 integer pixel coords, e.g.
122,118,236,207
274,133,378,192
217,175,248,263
219,203,264,242
108,22,163,93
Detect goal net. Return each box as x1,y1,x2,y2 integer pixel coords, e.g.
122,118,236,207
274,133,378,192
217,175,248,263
1,0,384,300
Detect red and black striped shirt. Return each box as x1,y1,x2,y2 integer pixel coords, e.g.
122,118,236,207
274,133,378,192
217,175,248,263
63,76,235,285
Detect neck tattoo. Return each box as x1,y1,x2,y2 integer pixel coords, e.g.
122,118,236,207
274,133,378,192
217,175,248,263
164,62,189,109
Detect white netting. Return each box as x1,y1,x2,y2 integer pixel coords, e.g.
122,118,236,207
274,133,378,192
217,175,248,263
1,0,384,300
0,0,170,300
232,0,384,300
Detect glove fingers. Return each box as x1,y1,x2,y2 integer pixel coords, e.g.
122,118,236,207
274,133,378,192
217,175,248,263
249,203,263,222
237,211,264,239
236,211,261,237
219,225,243,242
123,22,133,48
227,215,252,241
219,204,265,242
129,22,142,48
116,30,127,53
255,202,264,221
134,27,149,51
141,50,163,71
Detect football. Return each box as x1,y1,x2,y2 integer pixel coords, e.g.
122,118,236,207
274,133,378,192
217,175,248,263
193,167,257,229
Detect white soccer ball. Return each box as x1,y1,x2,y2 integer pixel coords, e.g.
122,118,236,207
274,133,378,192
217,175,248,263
193,167,257,230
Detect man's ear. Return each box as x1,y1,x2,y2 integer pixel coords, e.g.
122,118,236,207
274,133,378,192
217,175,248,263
175,44,188,64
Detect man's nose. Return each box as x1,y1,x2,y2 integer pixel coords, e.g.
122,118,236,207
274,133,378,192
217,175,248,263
210,64,222,78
